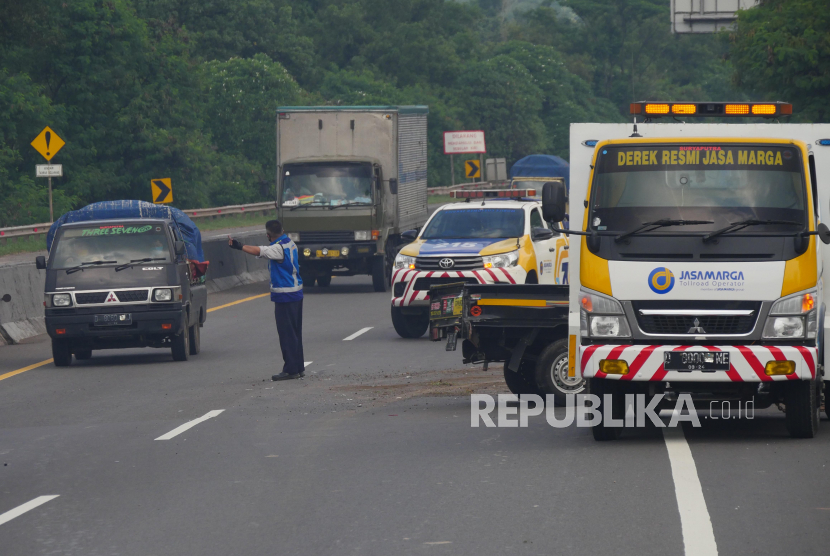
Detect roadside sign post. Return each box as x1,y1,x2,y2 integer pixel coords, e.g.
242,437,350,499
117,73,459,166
464,160,481,181
450,155,455,186
444,131,486,185
31,127,66,223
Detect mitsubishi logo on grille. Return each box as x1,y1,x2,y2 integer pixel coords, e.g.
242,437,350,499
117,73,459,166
687,317,706,334
105,292,119,303
439,258,455,269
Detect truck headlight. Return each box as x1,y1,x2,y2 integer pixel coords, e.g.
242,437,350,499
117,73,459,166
52,293,72,307
763,290,816,339
154,288,172,302
287,232,300,242
394,254,415,270
579,288,631,338
355,230,372,241
483,250,519,269
341,246,350,256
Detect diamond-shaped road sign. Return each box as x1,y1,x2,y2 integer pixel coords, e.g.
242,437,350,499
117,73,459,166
31,127,65,161
465,160,481,179
152,178,173,204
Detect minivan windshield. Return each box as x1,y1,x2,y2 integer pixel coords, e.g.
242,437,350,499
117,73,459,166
421,208,525,239
281,162,373,207
590,144,807,234
51,223,171,268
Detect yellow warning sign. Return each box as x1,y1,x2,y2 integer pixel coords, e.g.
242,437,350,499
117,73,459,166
31,127,65,161
465,159,481,179
151,178,173,204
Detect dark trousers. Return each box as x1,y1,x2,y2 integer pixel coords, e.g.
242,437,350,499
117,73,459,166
274,299,304,375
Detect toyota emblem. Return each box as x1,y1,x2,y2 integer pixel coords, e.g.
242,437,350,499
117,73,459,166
439,258,455,269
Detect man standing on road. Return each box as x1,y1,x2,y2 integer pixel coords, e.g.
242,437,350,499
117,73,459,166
228,220,305,381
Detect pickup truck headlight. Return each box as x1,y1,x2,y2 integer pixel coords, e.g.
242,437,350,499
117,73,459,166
52,293,72,307
394,254,416,270
763,291,816,339
154,288,173,302
483,250,519,269
287,233,300,242
579,288,631,338
354,230,372,241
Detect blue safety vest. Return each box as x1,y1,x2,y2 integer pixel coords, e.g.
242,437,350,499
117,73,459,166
269,235,303,302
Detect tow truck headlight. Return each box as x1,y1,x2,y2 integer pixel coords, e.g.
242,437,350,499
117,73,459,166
483,250,519,269
763,290,816,339
579,288,631,338
154,288,173,302
394,254,416,270
52,293,72,307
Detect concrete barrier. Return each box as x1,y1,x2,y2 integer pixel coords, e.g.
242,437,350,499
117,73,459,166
0,230,273,345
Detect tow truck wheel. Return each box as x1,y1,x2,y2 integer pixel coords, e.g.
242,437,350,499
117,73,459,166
317,275,331,287
74,350,92,360
171,326,191,362
785,377,820,438
372,256,389,292
590,378,623,441
503,361,542,396
188,323,201,355
391,306,428,338
535,339,585,404
52,339,72,367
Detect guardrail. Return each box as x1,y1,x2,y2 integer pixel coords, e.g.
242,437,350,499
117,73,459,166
427,181,510,195
0,201,278,243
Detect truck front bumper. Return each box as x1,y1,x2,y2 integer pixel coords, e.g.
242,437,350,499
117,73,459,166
45,305,185,341
391,267,527,307
580,344,817,382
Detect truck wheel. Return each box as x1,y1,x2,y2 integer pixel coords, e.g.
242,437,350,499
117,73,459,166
171,327,190,362
52,339,72,367
391,306,428,338
503,360,542,396
188,323,201,355
825,381,830,421
785,378,820,438
74,350,92,360
372,256,389,292
317,275,331,287
535,339,585,404
590,378,624,441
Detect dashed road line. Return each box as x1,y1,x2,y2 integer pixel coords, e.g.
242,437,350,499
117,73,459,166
155,410,225,440
0,359,53,382
305,361,313,367
343,327,373,341
0,495,60,527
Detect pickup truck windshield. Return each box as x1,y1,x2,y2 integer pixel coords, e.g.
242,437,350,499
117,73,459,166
281,162,373,207
51,224,171,269
590,144,807,234
421,208,525,239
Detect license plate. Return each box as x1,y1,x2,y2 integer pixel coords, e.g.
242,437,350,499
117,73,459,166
94,313,132,326
663,351,729,371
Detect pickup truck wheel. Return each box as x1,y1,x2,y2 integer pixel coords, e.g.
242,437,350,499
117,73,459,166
503,361,542,396
317,275,331,287
590,378,623,441
372,256,389,292
171,326,190,361
52,339,72,367
785,378,819,438
188,323,201,355
535,339,584,404
74,350,92,360
391,306,428,338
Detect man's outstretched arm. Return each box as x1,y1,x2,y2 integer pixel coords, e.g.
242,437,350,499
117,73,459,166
228,236,284,261
228,237,261,256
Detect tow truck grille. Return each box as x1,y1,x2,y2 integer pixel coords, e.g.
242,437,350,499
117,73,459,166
638,314,756,335
413,277,478,291
415,256,483,271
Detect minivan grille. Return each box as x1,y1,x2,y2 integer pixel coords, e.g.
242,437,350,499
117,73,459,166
75,290,148,304
75,292,108,304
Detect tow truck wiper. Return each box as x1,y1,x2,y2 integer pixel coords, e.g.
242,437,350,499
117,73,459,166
115,258,167,272
615,219,714,243
65,260,117,274
702,219,802,243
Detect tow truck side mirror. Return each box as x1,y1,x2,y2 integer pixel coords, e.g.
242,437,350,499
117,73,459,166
175,241,186,256
542,181,567,223
401,229,418,242
818,223,830,245
36,256,46,270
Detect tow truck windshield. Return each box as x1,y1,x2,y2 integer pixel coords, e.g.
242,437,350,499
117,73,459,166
590,144,807,235
51,224,171,269
421,208,525,239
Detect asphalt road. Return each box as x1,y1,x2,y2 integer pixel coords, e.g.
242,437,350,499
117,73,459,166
2,276,830,556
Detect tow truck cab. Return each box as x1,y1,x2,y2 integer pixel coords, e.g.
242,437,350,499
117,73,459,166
560,102,830,440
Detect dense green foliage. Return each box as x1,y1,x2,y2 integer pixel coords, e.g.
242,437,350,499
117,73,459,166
0,0,780,226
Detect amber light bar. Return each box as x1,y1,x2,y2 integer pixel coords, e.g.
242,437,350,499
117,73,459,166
630,102,792,118
450,189,537,199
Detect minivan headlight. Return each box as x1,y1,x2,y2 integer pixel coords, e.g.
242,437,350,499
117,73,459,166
483,250,519,269
580,288,631,338
154,288,172,302
763,290,816,339
52,293,72,307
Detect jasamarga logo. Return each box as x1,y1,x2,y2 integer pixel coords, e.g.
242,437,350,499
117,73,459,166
648,267,675,294
678,269,746,291
679,270,745,281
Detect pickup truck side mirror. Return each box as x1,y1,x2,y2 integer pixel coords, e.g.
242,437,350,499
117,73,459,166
401,229,418,242
36,256,47,270
389,177,398,195
542,181,567,223
531,227,555,242
174,241,186,256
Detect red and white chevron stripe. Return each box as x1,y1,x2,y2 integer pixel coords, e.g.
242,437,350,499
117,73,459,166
391,267,527,307
579,344,817,382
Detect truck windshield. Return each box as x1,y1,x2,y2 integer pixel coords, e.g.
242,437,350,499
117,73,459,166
421,208,524,239
281,162,373,207
51,224,171,268
590,144,807,234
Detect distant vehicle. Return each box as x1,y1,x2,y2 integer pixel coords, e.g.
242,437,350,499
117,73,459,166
390,188,569,339
37,201,208,366
276,106,429,291
509,154,570,206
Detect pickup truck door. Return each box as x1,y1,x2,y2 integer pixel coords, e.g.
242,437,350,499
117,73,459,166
529,208,560,284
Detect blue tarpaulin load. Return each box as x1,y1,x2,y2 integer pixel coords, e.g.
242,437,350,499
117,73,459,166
510,154,570,190
47,200,205,262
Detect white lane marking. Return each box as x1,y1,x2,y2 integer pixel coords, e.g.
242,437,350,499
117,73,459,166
304,361,312,367
663,418,718,556
155,410,225,440
0,495,59,527
342,327,373,341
